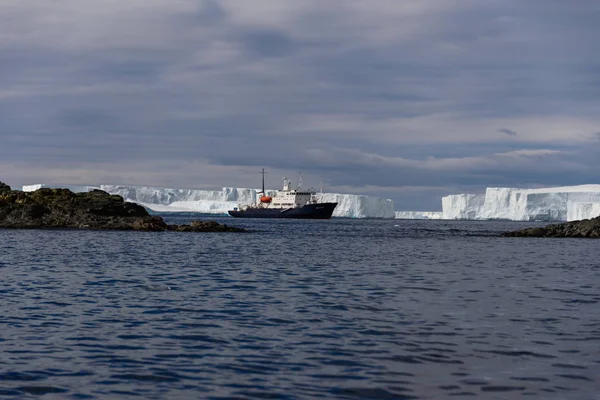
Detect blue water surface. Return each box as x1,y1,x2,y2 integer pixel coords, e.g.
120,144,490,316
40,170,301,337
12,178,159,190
1,218,599,399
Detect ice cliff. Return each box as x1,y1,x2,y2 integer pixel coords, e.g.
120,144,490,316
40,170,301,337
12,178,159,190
394,211,443,220
442,185,600,221
567,203,600,222
442,194,486,220
315,193,395,218
22,184,395,219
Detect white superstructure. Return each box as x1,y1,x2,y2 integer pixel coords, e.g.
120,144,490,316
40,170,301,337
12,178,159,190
238,176,319,210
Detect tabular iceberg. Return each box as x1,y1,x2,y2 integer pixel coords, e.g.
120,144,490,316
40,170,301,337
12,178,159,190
442,185,600,221
442,194,486,220
567,203,600,222
395,211,443,220
315,193,395,218
22,184,395,219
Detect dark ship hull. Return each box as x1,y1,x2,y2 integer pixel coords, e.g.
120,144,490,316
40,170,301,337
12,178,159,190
228,202,337,219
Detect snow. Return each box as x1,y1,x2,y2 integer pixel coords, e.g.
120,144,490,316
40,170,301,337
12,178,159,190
21,184,395,218
442,185,600,221
395,211,443,220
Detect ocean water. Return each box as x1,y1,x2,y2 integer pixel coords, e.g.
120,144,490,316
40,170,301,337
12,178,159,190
0,218,598,400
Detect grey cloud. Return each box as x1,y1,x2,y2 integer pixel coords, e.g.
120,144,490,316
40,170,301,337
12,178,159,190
193,0,228,25
498,128,518,136
237,29,296,58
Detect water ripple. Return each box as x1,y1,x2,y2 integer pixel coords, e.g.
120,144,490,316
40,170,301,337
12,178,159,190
1,219,599,399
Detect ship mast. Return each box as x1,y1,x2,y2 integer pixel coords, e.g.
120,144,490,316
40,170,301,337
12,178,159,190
260,168,266,194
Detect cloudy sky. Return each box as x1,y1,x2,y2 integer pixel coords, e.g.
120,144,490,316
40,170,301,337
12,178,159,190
1,0,599,210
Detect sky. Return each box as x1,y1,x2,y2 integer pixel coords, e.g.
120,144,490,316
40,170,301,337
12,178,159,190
1,0,599,210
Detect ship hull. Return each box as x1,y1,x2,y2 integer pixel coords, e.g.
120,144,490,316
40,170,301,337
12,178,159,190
228,202,337,219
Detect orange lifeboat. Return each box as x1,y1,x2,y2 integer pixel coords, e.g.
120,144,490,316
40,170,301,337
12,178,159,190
260,195,272,203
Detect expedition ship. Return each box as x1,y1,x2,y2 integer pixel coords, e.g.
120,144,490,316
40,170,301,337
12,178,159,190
228,169,337,219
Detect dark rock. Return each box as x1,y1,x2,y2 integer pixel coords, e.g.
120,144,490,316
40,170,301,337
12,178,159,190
502,217,600,238
189,220,246,232
166,220,246,233
0,185,246,232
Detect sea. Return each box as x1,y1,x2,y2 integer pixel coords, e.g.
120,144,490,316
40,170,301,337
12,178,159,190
1,217,598,400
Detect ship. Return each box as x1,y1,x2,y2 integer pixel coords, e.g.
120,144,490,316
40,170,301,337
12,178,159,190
228,169,338,219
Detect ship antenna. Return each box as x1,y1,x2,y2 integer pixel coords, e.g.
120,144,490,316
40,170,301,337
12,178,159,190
297,172,303,189
320,180,323,193
260,168,266,194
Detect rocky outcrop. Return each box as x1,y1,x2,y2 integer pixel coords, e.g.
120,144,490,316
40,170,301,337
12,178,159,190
0,183,245,232
502,217,600,238
167,220,244,232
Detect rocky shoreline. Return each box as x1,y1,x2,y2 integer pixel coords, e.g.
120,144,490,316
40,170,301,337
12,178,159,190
0,182,245,232
502,217,600,238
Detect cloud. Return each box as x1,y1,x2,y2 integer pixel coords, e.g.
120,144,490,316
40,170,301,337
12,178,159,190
236,29,296,58
498,128,518,136
0,0,599,210
305,147,565,173
494,149,561,158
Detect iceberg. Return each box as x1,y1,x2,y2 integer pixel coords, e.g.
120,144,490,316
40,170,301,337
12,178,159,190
315,193,395,218
442,184,600,221
442,194,486,220
567,203,600,222
394,211,443,220
21,184,395,219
